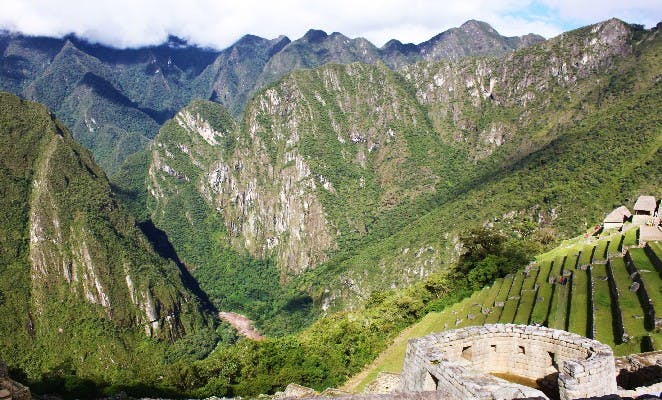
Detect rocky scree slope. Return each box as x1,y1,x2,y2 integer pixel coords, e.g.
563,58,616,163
0,92,213,384
135,19,662,315
0,21,542,172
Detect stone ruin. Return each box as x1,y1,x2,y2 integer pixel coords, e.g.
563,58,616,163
400,324,617,400
281,324,662,400
0,359,31,400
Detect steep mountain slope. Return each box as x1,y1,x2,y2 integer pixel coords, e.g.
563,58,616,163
306,19,662,310
418,19,544,61
0,21,541,172
146,62,469,278
0,33,217,172
134,19,660,320
195,34,291,116
0,92,214,388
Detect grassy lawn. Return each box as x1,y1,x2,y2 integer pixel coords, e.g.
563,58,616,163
549,281,570,330
568,269,591,337
549,256,565,281
608,234,624,255
536,260,553,285
458,289,492,327
499,298,520,323
578,244,596,267
531,283,553,325
609,257,649,349
649,241,662,257
629,248,662,317
485,306,504,323
509,272,526,297
513,289,537,325
593,239,610,262
538,235,588,262
624,227,639,247
647,242,662,273
565,252,580,270
494,275,514,305
592,264,617,346
483,278,504,307
523,275,537,290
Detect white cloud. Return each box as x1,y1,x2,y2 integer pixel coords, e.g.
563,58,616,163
0,0,660,49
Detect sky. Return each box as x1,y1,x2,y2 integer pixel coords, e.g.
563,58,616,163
0,0,661,50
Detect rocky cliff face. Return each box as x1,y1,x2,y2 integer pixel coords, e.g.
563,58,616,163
148,62,463,277
401,18,633,160
0,92,212,382
0,21,542,172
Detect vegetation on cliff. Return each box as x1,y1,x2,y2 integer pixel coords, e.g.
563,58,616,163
119,19,662,330
0,92,215,397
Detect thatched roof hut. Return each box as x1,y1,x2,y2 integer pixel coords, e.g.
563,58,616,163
604,206,632,223
633,195,657,215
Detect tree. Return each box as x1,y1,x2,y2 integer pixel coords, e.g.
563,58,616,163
467,255,501,290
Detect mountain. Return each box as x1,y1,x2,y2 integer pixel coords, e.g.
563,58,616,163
140,20,660,397
0,92,214,392
118,18,661,323
0,22,543,172
309,18,661,309
0,17,660,399
418,19,544,60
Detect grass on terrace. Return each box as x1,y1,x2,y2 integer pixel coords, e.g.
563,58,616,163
592,263,617,347
568,268,590,337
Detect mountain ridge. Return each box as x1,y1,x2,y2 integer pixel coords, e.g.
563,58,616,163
0,20,544,172
0,17,660,399
131,18,660,318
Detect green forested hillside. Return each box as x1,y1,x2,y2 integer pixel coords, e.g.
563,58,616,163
0,92,215,397
126,19,661,330
1,21,538,172
306,22,662,309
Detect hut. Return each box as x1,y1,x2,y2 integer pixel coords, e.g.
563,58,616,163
633,195,657,215
603,206,632,230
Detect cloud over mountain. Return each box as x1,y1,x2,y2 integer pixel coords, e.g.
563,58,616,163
1,0,660,49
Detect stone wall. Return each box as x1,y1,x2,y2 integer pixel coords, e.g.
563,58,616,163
363,372,401,394
400,324,616,400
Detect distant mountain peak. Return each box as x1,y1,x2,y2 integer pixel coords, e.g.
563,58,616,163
166,35,188,48
302,29,328,43
460,19,493,30
0,19,548,171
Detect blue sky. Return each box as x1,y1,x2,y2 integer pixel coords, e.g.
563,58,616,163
1,0,660,49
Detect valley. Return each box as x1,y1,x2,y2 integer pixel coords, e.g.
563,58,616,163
0,15,660,400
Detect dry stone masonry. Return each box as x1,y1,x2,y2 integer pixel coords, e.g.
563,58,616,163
0,359,31,400
400,324,617,400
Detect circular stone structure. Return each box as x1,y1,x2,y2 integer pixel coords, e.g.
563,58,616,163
400,324,617,400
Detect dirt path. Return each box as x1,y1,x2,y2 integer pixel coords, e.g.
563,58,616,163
218,311,265,341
